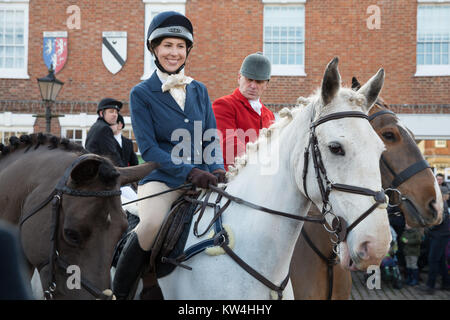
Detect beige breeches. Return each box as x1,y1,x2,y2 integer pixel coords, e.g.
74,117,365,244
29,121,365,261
134,181,185,251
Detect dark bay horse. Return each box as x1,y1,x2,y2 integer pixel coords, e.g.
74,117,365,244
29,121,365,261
290,80,443,300
0,133,158,299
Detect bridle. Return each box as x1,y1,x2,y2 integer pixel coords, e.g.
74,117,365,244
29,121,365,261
163,109,388,299
19,154,121,300
302,110,388,253
301,107,431,300
368,108,431,226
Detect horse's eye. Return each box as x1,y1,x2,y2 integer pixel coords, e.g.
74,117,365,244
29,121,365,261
64,228,82,247
382,131,396,142
328,142,345,156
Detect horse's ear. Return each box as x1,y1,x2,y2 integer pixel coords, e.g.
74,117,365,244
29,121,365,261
69,158,102,185
116,161,160,186
357,68,385,112
351,76,361,90
321,57,341,106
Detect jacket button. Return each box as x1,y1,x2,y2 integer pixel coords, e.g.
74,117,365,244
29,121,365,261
184,118,189,123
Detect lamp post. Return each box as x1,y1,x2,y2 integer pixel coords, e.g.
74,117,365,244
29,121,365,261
36,66,64,133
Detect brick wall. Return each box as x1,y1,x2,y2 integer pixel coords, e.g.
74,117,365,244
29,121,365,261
1,0,449,112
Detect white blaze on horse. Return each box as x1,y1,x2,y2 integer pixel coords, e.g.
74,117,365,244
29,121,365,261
158,57,391,299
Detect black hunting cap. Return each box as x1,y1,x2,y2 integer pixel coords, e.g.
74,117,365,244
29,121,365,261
117,114,125,129
97,98,123,115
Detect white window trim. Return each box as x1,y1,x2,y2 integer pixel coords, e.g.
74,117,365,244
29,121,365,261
417,0,450,3
415,2,450,76
0,111,34,127
0,0,30,79
141,0,187,80
263,2,306,77
415,65,450,76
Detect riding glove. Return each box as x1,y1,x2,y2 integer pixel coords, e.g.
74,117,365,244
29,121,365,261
212,169,227,183
187,168,218,189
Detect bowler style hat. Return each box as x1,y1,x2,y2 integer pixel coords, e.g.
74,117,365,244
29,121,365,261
117,114,125,129
240,52,271,81
97,98,122,115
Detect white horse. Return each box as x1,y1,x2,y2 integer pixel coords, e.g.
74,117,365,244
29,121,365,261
158,57,392,300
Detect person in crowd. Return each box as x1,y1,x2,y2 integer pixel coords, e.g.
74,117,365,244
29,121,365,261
401,223,423,286
111,114,139,167
212,52,275,170
112,11,225,300
85,98,124,166
418,185,450,294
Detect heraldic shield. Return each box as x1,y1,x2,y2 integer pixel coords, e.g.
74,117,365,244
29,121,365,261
102,31,127,74
43,31,68,74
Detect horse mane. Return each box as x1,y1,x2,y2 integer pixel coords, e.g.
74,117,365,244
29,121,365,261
226,92,322,180
0,133,88,157
0,133,120,186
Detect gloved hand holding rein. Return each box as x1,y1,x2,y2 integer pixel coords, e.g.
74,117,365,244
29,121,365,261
187,168,218,189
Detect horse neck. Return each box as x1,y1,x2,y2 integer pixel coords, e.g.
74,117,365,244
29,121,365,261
221,108,313,279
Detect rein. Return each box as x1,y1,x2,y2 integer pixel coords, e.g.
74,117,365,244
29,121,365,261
19,154,121,300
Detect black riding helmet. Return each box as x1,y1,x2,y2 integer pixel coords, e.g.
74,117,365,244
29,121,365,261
97,98,122,115
146,11,194,75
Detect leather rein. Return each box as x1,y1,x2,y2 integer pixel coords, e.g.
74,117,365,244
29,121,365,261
19,154,121,300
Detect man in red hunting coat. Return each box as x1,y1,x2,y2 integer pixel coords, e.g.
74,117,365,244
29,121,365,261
213,52,275,170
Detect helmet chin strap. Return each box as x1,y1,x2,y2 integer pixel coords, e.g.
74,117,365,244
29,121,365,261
153,46,193,75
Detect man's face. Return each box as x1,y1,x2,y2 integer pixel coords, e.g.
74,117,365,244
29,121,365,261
437,175,444,185
238,74,269,101
100,108,118,125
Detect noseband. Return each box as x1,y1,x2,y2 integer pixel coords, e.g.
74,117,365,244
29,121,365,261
19,154,121,300
302,111,388,252
368,109,431,226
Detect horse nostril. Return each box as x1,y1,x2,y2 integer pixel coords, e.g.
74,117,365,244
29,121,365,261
357,241,371,261
428,200,437,219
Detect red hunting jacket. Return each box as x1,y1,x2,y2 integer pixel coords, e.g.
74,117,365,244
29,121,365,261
212,88,275,170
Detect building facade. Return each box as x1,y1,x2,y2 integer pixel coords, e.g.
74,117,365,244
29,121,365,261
1,0,450,173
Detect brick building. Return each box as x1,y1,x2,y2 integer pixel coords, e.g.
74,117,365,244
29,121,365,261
1,0,450,174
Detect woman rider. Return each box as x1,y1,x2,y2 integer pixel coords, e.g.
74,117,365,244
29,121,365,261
113,11,226,299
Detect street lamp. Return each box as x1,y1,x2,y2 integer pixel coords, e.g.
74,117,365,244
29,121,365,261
36,66,64,133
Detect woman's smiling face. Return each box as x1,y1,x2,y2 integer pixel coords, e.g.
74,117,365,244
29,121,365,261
154,37,187,73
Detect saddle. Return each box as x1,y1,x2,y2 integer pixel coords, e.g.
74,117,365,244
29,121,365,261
150,190,201,278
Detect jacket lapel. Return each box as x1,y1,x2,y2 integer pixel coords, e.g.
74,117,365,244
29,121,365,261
183,83,198,118
148,71,186,117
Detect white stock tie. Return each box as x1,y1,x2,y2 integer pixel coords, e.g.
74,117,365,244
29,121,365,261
161,73,193,111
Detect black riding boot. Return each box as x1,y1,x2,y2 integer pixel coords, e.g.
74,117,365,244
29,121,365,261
113,231,150,300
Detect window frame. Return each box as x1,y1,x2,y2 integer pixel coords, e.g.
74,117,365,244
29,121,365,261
415,1,450,77
0,0,29,79
141,0,187,80
263,1,307,77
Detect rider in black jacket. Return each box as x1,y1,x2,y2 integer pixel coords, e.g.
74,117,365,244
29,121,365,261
85,98,124,167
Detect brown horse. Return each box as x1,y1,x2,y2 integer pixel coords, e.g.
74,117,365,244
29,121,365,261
290,80,443,300
0,133,158,299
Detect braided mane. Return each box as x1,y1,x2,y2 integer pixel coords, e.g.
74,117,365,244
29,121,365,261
0,133,88,157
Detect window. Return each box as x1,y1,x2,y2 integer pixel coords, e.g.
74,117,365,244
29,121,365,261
263,2,306,76
435,140,447,148
62,128,84,145
0,112,34,142
0,0,29,79
0,129,29,144
142,0,186,80
416,2,450,76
